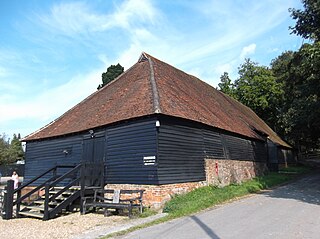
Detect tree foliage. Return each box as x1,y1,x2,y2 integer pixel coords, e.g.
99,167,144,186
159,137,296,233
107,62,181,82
274,43,320,150
217,2,320,152
0,133,24,165
217,72,235,97
289,0,320,41
218,59,283,130
234,59,283,127
97,63,124,90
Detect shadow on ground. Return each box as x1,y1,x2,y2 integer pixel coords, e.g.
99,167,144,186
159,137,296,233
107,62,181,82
264,171,320,206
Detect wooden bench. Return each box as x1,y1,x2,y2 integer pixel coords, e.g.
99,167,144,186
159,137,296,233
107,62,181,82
82,189,144,218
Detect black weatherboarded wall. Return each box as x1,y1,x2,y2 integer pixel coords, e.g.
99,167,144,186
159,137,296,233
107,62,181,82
156,116,268,184
24,134,83,184
157,119,205,184
105,119,158,185
24,115,269,187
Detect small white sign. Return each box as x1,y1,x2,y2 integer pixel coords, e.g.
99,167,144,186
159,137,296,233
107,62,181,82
143,156,156,165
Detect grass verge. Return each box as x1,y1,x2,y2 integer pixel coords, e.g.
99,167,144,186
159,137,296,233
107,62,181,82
103,165,312,238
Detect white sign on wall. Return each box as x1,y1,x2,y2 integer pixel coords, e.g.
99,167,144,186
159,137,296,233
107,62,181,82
143,156,156,165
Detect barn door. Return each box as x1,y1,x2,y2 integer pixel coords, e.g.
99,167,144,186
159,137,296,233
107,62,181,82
82,136,105,186
82,136,105,163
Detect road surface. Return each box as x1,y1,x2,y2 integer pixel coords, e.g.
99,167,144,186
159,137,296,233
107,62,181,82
115,172,320,239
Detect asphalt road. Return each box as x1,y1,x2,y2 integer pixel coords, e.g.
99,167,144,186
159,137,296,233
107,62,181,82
116,172,320,239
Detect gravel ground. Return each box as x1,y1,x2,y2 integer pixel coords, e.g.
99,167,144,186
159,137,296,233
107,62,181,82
0,212,128,239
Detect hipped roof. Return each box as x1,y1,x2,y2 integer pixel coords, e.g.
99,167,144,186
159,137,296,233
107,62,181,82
23,53,290,147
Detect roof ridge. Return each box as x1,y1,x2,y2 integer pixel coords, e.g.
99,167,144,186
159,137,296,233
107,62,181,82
143,53,161,113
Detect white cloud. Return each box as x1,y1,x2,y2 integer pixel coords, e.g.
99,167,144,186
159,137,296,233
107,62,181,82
35,0,160,36
214,63,233,75
171,1,291,66
0,68,102,124
36,2,101,35
110,0,160,29
1,0,300,137
240,43,256,59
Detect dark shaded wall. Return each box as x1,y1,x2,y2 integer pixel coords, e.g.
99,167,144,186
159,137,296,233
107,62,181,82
24,134,83,184
158,120,205,184
105,119,158,184
157,116,268,184
24,118,159,186
24,115,273,187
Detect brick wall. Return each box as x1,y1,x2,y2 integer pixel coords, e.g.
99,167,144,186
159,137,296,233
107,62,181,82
107,159,268,209
106,181,207,209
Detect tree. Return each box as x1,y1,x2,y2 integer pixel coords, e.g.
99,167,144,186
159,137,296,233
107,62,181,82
270,42,320,151
0,133,10,165
0,133,25,165
10,133,24,162
233,59,284,129
289,0,320,42
285,43,320,150
97,63,124,90
270,51,295,138
217,72,235,97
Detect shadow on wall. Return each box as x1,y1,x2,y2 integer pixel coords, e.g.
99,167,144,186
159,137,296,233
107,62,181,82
264,172,320,206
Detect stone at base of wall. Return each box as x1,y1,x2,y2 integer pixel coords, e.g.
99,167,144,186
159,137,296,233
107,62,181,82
107,160,268,209
205,159,268,187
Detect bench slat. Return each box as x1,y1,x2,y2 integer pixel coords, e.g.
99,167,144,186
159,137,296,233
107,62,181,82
82,188,145,218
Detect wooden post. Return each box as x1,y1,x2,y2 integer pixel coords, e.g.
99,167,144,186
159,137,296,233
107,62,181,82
43,183,50,220
100,162,105,189
16,182,21,218
3,180,14,220
53,166,57,179
80,163,85,214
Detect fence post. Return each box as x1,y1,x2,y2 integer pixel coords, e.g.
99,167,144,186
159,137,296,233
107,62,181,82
3,180,14,220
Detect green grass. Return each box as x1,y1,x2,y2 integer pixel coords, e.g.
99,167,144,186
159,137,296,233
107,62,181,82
163,165,312,218
136,208,158,218
102,165,312,238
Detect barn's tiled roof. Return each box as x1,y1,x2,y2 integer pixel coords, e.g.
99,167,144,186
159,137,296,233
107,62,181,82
23,53,290,147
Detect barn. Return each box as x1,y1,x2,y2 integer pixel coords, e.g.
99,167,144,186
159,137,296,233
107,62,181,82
21,52,293,211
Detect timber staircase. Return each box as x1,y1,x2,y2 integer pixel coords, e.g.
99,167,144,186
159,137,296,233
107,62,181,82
1,162,104,220
19,186,81,219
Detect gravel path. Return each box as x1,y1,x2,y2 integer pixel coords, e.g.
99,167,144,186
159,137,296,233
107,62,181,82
0,212,128,239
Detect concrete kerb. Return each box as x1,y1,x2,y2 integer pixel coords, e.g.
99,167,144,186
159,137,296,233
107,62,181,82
73,213,168,239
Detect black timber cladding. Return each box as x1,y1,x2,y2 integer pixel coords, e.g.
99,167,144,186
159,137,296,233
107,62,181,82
203,130,226,159
157,115,268,184
105,119,158,185
223,134,267,161
24,114,269,187
157,117,205,184
24,134,83,184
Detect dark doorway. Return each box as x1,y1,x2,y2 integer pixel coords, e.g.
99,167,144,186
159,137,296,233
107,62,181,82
82,136,105,163
82,136,105,187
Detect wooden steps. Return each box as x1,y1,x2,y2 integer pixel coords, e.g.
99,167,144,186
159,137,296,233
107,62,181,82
19,211,44,219
17,186,83,220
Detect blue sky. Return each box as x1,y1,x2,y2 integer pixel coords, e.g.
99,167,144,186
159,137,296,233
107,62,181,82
0,0,303,140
